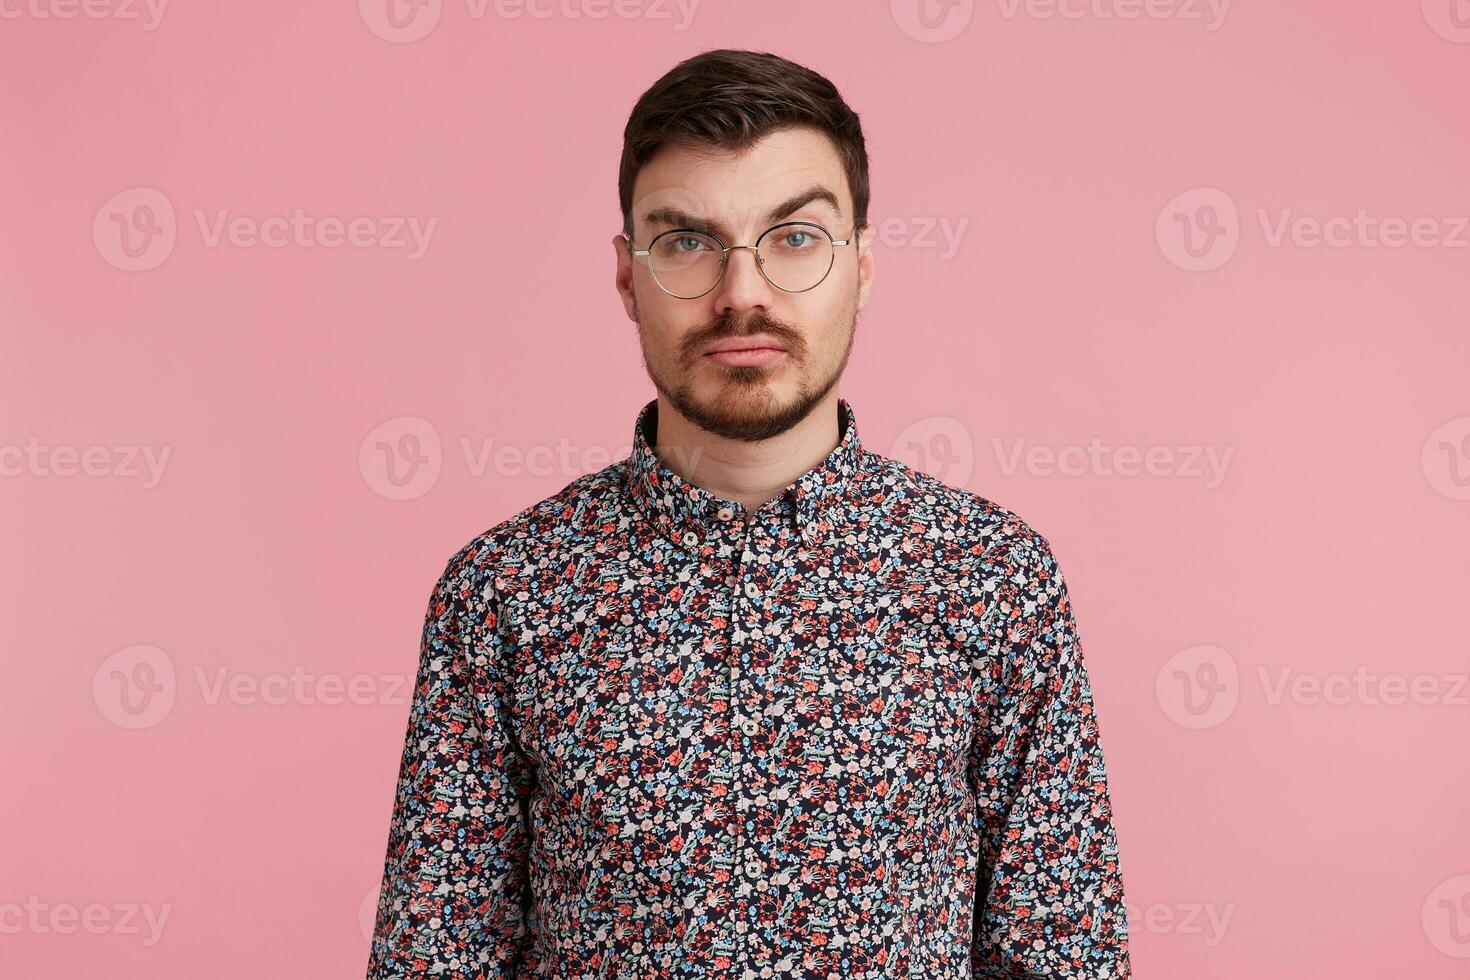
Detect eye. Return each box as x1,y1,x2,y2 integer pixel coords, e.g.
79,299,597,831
652,233,716,259
770,227,824,252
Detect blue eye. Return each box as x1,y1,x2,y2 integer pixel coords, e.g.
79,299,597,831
653,233,715,259
768,227,825,253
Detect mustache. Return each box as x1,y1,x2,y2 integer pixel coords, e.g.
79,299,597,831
685,311,803,354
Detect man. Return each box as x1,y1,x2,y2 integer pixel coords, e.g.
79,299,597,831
367,48,1131,979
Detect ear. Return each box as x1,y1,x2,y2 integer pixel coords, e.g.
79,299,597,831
612,233,639,323
854,221,877,311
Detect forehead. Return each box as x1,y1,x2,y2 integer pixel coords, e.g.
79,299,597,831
630,126,851,234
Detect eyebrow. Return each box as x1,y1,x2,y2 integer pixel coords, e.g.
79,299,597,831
639,185,844,240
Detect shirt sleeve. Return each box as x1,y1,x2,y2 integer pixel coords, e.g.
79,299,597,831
970,529,1131,979
366,548,536,979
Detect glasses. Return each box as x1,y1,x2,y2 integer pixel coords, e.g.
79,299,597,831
627,221,855,299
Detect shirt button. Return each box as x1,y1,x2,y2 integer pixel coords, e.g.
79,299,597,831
681,530,700,548
739,717,759,735
716,505,735,521
744,582,759,599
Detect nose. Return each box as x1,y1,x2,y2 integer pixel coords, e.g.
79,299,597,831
710,244,775,314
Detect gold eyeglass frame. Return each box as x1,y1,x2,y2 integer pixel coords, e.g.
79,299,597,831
625,220,856,299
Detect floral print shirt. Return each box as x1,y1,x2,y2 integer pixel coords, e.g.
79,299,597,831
367,397,1131,979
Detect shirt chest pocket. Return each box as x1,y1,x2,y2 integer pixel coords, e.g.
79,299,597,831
528,589,678,821
786,583,972,810
560,592,690,809
529,590,697,948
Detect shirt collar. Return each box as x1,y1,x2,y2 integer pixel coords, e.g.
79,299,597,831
625,397,867,551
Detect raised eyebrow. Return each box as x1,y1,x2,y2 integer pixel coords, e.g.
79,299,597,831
640,186,844,241
763,185,843,226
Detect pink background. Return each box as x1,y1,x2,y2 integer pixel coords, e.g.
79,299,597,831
4,2,1469,977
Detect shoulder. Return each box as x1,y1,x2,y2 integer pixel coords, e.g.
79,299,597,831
432,457,633,600
863,453,1080,681
859,448,1063,578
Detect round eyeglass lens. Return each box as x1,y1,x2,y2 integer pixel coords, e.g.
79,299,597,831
648,231,725,298
756,224,836,292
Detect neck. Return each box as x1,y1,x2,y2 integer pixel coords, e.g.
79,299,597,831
649,392,843,516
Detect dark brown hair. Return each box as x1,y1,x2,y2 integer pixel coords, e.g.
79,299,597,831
618,49,870,241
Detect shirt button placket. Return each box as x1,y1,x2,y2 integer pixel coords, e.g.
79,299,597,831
727,512,761,963
735,513,783,969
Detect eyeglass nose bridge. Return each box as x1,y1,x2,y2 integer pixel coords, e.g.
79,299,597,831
716,243,767,281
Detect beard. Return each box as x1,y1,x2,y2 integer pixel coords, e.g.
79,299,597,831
633,295,858,443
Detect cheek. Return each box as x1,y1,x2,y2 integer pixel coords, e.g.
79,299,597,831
791,302,853,357
638,308,705,360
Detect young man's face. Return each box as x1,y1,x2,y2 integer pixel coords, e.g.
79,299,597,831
614,126,876,442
